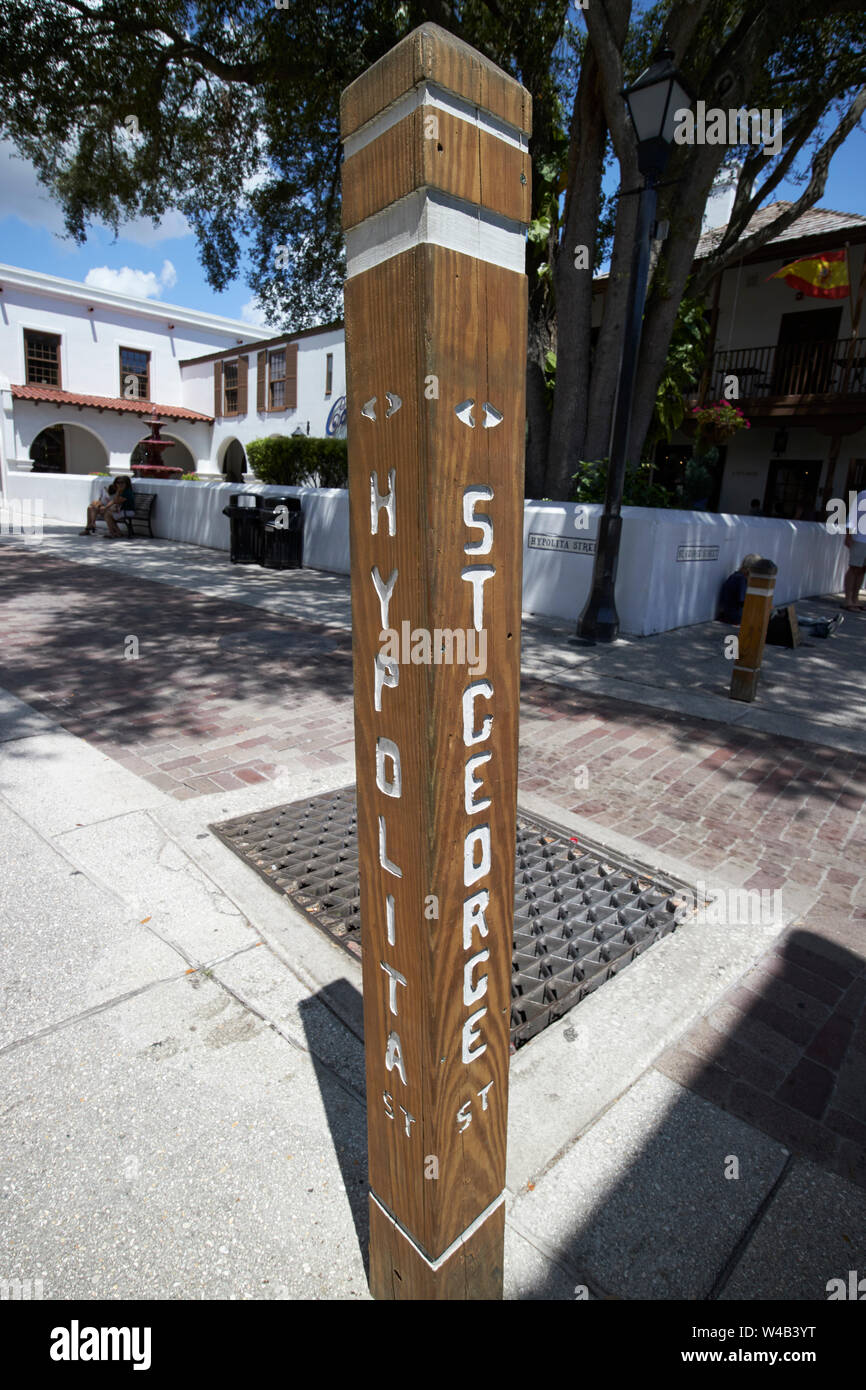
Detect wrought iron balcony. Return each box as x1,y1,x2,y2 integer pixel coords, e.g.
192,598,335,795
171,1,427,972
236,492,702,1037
706,337,866,401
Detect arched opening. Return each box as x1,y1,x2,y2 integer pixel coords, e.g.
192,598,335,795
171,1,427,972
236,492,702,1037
29,423,109,475
130,433,197,475
218,437,247,483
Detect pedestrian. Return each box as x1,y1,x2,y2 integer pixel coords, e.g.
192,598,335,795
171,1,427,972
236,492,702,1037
843,489,866,611
717,553,763,625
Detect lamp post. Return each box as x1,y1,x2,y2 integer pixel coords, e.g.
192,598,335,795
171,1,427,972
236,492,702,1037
577,47,692,641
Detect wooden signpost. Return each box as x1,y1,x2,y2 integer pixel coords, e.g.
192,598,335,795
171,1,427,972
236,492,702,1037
340,24,531,1299
731,558,778,702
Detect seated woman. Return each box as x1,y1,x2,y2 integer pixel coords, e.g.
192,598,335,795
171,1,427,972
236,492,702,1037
717,553,763,625
102,476,136,539
80,479,115,535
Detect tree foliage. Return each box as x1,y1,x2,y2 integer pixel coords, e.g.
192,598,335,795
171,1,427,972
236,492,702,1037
645,295,710,451
1,0,865,499
547,0,866,498
0,0,570,327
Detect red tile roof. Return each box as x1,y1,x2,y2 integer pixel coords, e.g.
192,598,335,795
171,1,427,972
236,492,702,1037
696,202,866,260
11,384,212,423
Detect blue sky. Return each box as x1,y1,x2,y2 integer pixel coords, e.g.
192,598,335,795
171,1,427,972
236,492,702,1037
1,88,864,329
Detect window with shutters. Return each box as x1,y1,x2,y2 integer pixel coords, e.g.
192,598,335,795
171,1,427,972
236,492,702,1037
268,349,286,410
325,352,333,396
119,347,150,400
223,359,239,415
25,331,62,387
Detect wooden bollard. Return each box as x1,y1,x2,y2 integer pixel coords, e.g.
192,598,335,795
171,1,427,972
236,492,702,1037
730,558,778,702
340,24,531,1300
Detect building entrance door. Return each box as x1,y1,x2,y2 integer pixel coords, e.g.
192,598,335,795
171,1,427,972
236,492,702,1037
764,458,822,519
772,307,843,394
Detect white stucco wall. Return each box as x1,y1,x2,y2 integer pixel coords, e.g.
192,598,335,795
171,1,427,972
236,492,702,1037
0,265,347,482
8,475,849,633
523,503,847,632
180,329,347,471
0,267,257,407
713,243,866,354
9,404,212,476
711,424,866,517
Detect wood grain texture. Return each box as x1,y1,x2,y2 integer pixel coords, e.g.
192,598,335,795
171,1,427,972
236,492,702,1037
731,574,776,702
368,1195,505,1300
342,25,529,1299
345,243,526,1268
342,108,530,231
340,23,531,140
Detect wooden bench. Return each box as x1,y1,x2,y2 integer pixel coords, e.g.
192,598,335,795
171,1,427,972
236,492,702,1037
118,493,156,538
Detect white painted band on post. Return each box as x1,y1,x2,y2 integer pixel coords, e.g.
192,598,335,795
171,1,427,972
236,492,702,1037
745,585,774,597
370,1188,505,1270
342,80,529,160
345,188,526,279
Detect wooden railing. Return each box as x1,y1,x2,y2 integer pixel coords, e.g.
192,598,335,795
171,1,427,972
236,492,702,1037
706,337,866,399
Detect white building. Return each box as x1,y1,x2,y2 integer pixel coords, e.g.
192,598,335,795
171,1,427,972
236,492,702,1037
0,263,346,488
597,199,866,517
4,195,864,520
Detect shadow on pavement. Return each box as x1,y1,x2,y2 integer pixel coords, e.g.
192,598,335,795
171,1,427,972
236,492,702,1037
516,927,865,1301
0,550,354,749
297,979,370,1284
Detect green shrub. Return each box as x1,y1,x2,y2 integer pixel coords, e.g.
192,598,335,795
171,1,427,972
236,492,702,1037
571,458,675,509
246,435,348,488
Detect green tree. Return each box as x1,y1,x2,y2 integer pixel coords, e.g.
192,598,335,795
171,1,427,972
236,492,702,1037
0,1,569,326
2,0,864,501
644,294,710,452
549,0,866,498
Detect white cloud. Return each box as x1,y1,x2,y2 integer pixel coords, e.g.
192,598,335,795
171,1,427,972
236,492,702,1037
0,140,68,236
240,296,274,329
0,139,191,245
113,208,192,244
84,258,177,299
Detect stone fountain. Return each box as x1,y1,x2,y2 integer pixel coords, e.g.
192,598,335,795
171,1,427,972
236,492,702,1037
131,415,183,480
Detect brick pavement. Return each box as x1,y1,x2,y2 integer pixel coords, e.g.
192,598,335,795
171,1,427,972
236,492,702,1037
1,549,865,1189
0,552,356,799
520,677,866,1192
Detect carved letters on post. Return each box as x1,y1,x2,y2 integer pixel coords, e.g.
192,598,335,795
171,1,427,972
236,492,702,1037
368,430,500,1129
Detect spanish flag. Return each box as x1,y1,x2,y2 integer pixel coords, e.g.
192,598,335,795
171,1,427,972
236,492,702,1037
768,249,850,299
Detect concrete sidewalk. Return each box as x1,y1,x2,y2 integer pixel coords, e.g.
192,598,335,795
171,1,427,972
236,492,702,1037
1,523,865,1300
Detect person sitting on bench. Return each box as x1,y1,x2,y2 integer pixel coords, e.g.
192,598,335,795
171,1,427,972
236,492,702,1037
717,553,763,625
80,479,115,535
102,476,136,539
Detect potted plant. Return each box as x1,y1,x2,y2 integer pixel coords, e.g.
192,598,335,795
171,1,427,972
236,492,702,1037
688,399,751,447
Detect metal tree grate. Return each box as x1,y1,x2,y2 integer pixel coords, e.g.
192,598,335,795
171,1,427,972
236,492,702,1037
212,786,696,1048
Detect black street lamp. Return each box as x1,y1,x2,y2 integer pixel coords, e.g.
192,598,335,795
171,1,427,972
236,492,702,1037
577,47,693,642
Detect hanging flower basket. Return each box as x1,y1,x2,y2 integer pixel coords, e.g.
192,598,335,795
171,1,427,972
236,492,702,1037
688,400,751,447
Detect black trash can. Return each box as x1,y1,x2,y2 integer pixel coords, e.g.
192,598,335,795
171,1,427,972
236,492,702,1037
222,493,265,565
261,495,303,570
